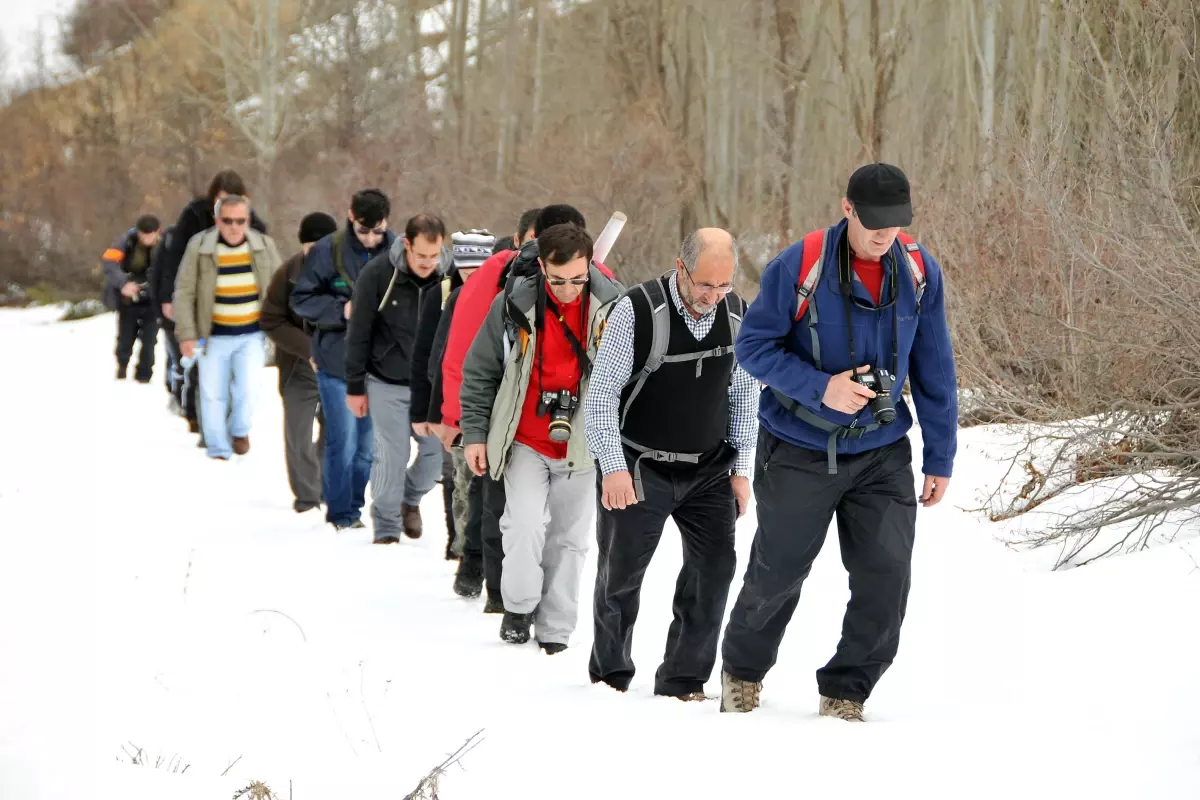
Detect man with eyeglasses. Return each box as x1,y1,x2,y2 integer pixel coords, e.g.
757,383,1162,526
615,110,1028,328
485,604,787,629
344,214,451,544
718,163,958,720
291,189,397,531
459,223,624,651
174,194,283,461
584,228,756,702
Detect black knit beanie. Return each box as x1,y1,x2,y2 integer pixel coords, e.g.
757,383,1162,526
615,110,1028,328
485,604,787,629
298,212,338,245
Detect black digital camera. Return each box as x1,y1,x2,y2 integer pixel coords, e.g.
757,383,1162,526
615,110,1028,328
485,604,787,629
852,368,897,425
537,389,578,443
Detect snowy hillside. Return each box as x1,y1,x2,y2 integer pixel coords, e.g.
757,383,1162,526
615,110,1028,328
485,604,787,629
0,306,1197,799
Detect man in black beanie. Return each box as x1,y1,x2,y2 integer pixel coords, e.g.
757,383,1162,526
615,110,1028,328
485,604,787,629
261,212,339,513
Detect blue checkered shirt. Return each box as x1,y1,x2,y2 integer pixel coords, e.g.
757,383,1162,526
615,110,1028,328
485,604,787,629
584,272,757,477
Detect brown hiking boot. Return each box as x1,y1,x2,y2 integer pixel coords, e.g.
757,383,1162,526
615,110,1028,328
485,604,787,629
400,503,422,539
720,671,761,713
676,691,707,703
232,436,250,455
819,695,866,722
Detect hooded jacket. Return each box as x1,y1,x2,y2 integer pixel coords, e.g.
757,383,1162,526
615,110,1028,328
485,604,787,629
290,224,397,380
459,265,624,480
344,236,453,396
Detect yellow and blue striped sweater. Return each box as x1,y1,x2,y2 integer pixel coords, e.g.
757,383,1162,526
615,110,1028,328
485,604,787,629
212,242,261,336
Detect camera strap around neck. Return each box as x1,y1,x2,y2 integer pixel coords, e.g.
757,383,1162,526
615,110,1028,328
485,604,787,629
838,234,900,378
544,295,592,381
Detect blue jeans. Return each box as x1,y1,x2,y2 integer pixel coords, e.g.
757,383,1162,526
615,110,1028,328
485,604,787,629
317,370,374,526
197,332,266,459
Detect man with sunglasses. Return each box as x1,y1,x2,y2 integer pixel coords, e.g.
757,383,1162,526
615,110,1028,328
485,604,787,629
344,214,451,544
174,195,283,461
584,227,755,702
459,224,624,651
718,163,958,720
291,189,397,531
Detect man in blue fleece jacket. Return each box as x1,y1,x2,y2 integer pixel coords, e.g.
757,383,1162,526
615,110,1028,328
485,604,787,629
719,163,958,720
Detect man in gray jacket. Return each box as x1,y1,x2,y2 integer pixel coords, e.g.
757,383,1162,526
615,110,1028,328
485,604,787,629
460,223,624,651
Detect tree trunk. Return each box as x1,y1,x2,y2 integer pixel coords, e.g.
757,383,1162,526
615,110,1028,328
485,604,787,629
1029,0,1052,149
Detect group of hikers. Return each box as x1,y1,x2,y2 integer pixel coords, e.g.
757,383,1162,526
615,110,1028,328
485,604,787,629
99,161,958,720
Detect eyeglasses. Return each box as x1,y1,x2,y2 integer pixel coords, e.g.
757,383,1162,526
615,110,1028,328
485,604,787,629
219,217,248,226
354,223,387,236
545,275,589,286
682,267,734,295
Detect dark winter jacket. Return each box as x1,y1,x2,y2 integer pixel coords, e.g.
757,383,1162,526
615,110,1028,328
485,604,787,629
101,229,157,310
261,252,316,387
344,235,452,396
148,224,177,311
157,197,268,306
425,287,461,426
738,218,959,478
410,268,466,423
290,223,396,381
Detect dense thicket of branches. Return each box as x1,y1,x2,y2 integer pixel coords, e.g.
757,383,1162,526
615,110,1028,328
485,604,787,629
2,0,1199,564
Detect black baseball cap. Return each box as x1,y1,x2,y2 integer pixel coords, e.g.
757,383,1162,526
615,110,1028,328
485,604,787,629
846,163,912,230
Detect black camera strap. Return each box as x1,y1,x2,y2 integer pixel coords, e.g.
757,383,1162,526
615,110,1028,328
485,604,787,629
545,295,593,381
836,233,900,379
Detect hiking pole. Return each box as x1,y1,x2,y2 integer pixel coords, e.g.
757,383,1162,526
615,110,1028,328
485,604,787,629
592,211,627,265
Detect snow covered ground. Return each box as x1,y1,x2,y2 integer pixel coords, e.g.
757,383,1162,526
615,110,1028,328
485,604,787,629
1,306,1198,799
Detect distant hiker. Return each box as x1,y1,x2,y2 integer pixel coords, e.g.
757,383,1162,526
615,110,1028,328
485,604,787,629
719,163,959,720
150,224,184,410
586,228,756,702
410,228,497,560
157,170,269,443
290,189,396,531
173,195,282,461
102,214,162,382
459,223,624,651
261,211,339,514
343,214,450,544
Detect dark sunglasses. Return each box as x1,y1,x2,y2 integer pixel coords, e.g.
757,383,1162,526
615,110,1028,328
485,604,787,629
545,275,588,286
219,217,248,226
354,223,387,236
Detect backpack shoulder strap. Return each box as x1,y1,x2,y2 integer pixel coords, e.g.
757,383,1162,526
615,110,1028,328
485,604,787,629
793,228,828,322
330,229,353,290
441,276,451,307
725,293,746,343
896,232,927,309
619,278,671,428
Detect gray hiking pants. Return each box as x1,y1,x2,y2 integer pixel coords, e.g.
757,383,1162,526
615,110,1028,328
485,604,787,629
365,376,443,539
500,443,596,645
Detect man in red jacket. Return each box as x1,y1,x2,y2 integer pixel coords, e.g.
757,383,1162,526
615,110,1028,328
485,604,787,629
439,204,615,605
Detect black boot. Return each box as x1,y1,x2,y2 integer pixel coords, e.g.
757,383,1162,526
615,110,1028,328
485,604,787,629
500,611,533,644
483,595,504,614
117,364,128,380
453,554,484,599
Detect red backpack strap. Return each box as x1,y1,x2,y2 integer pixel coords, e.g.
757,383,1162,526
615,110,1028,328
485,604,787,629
896,232,927,309
793,228,828,322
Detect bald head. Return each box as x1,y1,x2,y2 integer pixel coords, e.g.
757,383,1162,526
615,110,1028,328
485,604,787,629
679,227,737,273
675,228,737,316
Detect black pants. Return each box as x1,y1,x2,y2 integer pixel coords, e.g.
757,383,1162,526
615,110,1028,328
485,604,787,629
460,468,485,564
442,450,456,552
481,474,506,602
115,303,158,380
589,446,738,697
280,362,324,511
721,430,918,703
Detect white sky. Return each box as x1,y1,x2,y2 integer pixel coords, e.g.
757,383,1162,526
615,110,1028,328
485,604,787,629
0,0,76,82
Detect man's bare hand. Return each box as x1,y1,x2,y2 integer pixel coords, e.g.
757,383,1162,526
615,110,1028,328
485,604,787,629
601,471,638,511
465,443,487,476
438,424,461,452
346,394,369,418
731,475,751,517
920,475,950,508
121,282,141,299
412,422,434,437
161,302,174,320
343,301,353,320
823,365,877,414
180,340,196,359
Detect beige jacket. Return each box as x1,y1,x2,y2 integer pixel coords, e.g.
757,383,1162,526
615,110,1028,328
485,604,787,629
173,227,282,342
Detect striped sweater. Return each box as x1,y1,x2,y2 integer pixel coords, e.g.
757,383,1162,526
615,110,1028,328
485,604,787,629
212,241,262,335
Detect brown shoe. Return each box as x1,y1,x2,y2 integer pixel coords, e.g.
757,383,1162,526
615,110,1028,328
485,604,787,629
232,436,250,456
676,691,707,702
818,695,866,722
188,418,200,434
401,503,422,539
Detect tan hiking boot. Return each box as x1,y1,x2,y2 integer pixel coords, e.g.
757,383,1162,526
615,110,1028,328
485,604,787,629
720,671,761,713
819,695,866,722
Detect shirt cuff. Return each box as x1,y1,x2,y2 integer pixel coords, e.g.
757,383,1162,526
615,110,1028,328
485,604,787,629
734,448,754,477
597,447,629,477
